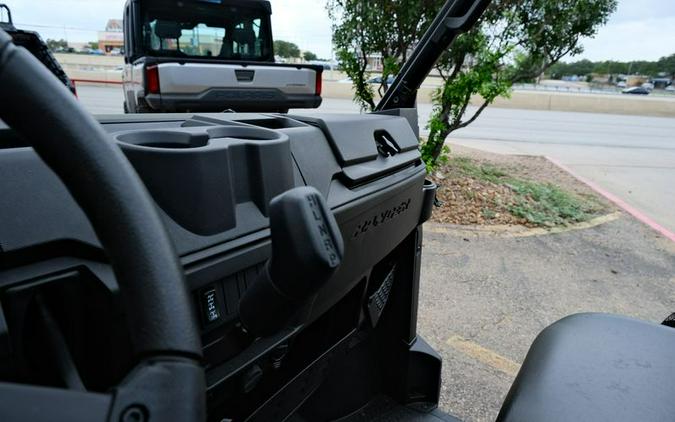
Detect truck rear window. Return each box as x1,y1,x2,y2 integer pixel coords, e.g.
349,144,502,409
143,5,273,61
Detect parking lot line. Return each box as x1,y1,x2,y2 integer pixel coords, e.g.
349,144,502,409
446,335,521,377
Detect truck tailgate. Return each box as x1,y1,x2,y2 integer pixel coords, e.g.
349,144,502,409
157,62,318,95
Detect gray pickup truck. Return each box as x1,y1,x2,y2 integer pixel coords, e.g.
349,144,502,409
122,0,322,113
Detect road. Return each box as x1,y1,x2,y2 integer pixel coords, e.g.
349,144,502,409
77,85,675,235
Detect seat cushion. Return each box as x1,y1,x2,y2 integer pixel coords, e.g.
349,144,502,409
498,313,675,422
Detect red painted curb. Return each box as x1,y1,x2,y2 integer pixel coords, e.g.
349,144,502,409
71,79,123,85
546,156,675,243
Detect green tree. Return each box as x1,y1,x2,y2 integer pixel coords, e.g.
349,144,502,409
421,0,616,171
658,54,675,77
303,51,318,61
46,38,69,51
274,40,301,58
328,0,616,171
327,0,444,110
549,54,675,79
87,41,99,50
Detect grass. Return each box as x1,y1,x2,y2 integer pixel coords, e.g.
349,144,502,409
448,157,602,227
452,156,508,183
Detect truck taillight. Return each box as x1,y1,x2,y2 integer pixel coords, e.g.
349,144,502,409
315,72,322,96
146,65,160,94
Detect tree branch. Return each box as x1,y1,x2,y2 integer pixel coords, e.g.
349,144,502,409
438,66,447,82
445,52,467,83
456,99,490,129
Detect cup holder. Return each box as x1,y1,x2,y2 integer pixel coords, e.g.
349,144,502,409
116,125,284,150
206,126,284,142
114,124,293,236
117,130,209,149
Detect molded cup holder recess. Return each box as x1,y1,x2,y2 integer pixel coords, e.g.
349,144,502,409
114,125,293,236
116,126,285,150
117,130,209,149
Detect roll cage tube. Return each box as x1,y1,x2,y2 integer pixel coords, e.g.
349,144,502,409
376,0,492,111
0,4,13,28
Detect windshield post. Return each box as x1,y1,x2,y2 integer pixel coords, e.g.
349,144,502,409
375,0,492,111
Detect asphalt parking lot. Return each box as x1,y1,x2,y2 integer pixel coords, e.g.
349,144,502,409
419,215,675,421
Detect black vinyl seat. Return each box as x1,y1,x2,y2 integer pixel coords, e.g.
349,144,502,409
498,313,675,422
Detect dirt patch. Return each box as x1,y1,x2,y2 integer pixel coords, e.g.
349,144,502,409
429,145,614,227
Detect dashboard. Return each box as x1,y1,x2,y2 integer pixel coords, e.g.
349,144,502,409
0,111,434,420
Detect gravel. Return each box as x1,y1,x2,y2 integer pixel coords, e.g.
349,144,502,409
429,146,614,227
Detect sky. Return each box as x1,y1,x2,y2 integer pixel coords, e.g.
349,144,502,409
3,0,674,62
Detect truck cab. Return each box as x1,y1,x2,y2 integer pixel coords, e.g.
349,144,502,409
122,0,322,113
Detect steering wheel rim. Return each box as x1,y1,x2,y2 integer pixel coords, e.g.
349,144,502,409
0,30,204,421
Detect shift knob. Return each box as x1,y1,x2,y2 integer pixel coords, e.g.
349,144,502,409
239,186,344,337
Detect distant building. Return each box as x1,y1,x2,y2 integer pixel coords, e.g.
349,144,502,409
98,19,123,53
346,50,383,71
626,75,648,87
366,53,383,71
67,42,88,52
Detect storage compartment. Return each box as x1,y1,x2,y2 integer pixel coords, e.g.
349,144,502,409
1,269,132,392
236,116,306,130
206,126,287,141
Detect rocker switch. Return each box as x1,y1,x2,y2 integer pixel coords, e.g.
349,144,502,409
201,287,221,324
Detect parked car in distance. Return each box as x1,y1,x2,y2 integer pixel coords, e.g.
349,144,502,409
665,85,675,92
622,86,650,95
642,82,654,90
367,75,395,84
616,81,627,88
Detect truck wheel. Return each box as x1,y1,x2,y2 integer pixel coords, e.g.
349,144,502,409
136,99,154,113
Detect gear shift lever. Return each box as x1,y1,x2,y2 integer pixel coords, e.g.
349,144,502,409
239,186,344,337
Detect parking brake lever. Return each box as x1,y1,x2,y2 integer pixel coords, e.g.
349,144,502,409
239,186,344,337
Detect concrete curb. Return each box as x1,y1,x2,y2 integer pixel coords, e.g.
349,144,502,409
425,212,622,239
545,156,675,243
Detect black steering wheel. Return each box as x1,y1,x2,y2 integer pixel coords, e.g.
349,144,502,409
0,31,205,421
